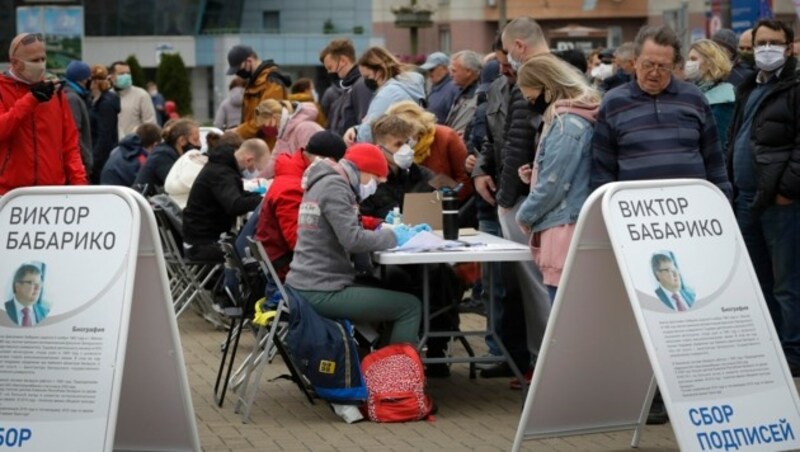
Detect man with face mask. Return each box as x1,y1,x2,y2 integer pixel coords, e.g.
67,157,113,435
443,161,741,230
227,45,291,143
319,39,373,136
0,33,88,194
713,28,754,89
183,140,268,262
109,61,157,139
726,19,800,376
134,118,200,196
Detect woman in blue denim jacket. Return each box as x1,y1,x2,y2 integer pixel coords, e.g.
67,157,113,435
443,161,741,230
514,54,601,301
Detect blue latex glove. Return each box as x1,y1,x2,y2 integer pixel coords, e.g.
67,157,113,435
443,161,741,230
392,224,415,247
385,210,398,225
410,223,432,234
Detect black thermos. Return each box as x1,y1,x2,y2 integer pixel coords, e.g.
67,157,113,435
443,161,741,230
441,188,459,240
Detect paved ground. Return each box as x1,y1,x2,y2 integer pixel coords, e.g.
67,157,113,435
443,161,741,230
180,310,682,451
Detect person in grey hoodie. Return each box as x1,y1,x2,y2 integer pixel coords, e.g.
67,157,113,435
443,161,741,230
343,46,426,145
213,77,246,130
285,143,427,345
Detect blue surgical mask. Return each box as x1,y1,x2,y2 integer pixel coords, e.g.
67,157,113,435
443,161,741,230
393,144,415,170
358,178,378,200
115,73,132,90
241,168,259,179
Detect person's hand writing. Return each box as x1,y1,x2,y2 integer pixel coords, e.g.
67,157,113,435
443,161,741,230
465,154,477,174
518,163,532,185
474,175,496,205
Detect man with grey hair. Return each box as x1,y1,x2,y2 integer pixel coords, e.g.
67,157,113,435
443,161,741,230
599,42,635,92
473,16,551,386
420,51,459,124
445,50,482,136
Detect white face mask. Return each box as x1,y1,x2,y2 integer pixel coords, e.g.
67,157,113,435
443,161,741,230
507,51,522,72
241,168,259,179
358,178,378,200
21,60,46,83
393,144,415,170
590,63,614,81
684,60,702,81
754,45,787,72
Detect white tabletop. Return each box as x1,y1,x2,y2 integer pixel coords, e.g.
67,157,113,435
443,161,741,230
374,231,533,265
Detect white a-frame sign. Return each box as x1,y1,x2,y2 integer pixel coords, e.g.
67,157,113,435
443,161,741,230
0,186,199,451
513,180,800,452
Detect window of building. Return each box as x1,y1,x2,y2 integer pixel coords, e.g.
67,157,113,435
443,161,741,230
262,11,279,34
439,26,451,54
607,26,622,48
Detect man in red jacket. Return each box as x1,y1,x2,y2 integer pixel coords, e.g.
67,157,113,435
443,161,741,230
0,33,87,195
255,131,346,280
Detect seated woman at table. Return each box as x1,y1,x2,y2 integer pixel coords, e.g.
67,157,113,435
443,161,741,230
285,143,427,345
514,54,600,301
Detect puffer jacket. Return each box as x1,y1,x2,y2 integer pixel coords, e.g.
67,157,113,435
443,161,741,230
0,73,87,194
496,83,542,208
235,61,291,143
261,102,324,178
727,57,800,215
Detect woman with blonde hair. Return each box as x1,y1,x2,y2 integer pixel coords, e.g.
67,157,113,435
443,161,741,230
514,53,601,301
343,46,426,144
385,100,473,201
685,39,736,149
255,98,322,178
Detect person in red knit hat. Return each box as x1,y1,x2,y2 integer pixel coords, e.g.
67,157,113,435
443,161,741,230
285,142,430,345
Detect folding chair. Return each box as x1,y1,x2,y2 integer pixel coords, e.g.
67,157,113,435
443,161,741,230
213,241,262,407
150,201,222,320
228,237,314,423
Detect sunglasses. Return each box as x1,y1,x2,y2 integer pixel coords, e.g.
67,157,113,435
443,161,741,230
12,33,44,57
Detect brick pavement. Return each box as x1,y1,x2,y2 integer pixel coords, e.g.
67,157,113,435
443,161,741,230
180,311,683,451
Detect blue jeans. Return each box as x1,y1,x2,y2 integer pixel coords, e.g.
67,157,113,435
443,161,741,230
479,219,506,356
735,194,800,368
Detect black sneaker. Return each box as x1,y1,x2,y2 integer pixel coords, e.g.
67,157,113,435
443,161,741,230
425,363,451,378
212,293,236,314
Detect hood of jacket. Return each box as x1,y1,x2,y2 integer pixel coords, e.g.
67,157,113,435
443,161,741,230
702,82,735,105
380,71,426,102
117,133,145,159
207,145,240,172
303,157,358,194
274,149,308,178
229,86,245,107
549,97,600,124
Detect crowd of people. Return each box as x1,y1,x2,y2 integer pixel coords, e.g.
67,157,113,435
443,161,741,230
1,16,798,419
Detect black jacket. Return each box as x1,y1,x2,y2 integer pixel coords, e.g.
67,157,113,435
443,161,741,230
100,133,147,186
90,90,120,180
133,142,179,195
473,76,511,181
726,61,755,90
495,83,542,208
727,57,800,215
182,147,262,245
359,164,435,220
327,65,373,136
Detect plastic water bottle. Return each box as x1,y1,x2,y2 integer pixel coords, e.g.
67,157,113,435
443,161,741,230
392,207,403,226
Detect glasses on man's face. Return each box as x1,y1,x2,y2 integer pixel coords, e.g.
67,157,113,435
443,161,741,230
12,33,44,57
638,60,673,75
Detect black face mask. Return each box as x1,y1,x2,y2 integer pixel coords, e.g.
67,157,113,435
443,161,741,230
364,78,379,92
183,141,200,153
236,68,252,80
327,71,340,84
530,93,550,116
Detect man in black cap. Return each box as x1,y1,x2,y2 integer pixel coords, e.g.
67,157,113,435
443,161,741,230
254,131,347,280
226,44,291,142
713,28,754,88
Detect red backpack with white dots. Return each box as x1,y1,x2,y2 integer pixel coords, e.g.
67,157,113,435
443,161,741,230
360,343,434,423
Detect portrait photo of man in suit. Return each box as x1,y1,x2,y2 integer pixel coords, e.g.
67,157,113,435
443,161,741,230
651,252,695,312
4,263,50,326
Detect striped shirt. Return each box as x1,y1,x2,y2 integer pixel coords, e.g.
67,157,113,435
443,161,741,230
590,78,732,199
